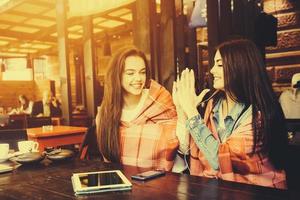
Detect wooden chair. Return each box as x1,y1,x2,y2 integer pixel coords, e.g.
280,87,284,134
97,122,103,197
8,114,28,129
79,125,102,160
0,129,27,151
27,117,52,128
286,119,300,134
285,119,300,190
71,113,92,127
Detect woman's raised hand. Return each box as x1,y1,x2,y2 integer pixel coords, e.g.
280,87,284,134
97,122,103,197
174,68,211,119
172,79,187,121
174,69,197,118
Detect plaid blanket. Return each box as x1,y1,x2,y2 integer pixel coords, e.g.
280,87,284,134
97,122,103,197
120,80,178,171
190,100,286,189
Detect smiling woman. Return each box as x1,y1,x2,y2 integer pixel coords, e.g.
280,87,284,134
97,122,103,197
121,56,146,99
174,39,288,189
95,46,178,171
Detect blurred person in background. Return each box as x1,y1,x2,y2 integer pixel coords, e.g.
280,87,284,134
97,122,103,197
9,94,33,115
279,73,300,119
31,90,62,117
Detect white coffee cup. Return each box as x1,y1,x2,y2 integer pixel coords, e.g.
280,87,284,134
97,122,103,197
0,143,9,161
18,141,39,153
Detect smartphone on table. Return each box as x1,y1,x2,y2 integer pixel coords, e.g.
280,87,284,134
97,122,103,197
131,170,166,181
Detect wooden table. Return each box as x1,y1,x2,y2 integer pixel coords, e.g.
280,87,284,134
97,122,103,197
26,125,87,152
0,159,296,200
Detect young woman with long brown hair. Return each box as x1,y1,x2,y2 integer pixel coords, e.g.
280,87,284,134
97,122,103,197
9,94,33,115
96,46,178,170
173,39,288,188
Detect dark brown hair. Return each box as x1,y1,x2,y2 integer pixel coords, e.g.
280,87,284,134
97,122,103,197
216,39,287,169
96,46,151,163
18,94,29,110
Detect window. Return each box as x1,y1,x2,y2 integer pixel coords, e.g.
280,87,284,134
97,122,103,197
2,58,33,81
34,58,47,80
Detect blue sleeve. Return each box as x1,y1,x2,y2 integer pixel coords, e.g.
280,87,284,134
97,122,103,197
186,114,220,170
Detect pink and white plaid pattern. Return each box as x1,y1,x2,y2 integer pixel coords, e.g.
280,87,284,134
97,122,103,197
190,100,287,189
120,80,178,171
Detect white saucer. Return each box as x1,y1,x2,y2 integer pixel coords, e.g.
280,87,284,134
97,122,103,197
0,163,13,173
0,156,8,163
0,153,20,163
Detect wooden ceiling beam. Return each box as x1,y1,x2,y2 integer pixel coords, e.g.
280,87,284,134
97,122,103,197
0,41,53,51
0,0,26,13
0,55,26,59
0,49,29,55
0,19,51,29
69,22,132,45
26,0,55,8
32,45,58,57
102,13,132,23
94,23,133,40
33,16,85,39
91,2,134,18
0,1,135,57
9,10,56,20
93,24,111,30
0,29,56,42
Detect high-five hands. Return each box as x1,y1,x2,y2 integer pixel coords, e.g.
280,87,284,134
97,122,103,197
173,68,210,119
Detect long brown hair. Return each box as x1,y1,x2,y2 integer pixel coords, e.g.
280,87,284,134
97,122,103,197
18,94,29,110
97,46,151,163
216,39,287,169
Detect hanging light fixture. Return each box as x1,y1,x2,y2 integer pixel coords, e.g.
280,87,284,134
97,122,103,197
1,62,5,72
27,54,32,68
103,33,111,56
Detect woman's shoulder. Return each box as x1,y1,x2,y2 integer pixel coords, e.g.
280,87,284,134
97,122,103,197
148,80,172,99
149,79,162,91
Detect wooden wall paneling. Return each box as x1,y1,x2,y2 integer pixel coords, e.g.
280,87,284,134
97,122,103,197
272,29,300,51
132,0,158,80
83,16,97,118
207,0,219,88
197,44,208,90
132,0,152,54
174,14,186,74
245,0,261,40
263,0,300,92
185,1,199,92
266,51,300,66
34,80,54,100
219,0,232,42
73,46,85,107
276,11,300,30
150,3,160,82
264,0,300,14
159,0,176,92
273,64,300,83
174,0,184,76
56,0,72,125
69,48,77,108
0,81,35,109
0,80,55,110
152,0,160,80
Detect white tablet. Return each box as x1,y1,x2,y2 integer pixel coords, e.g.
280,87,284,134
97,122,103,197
71,170,132,195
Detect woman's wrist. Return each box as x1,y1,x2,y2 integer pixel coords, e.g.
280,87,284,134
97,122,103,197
176,107,187,119
186,108,199,119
